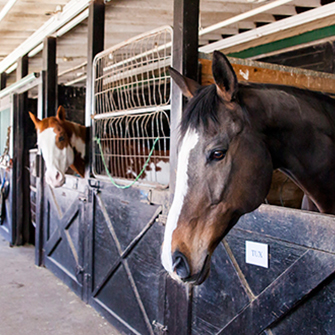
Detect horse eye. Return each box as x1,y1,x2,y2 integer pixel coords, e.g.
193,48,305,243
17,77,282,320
209,150,226,161
59,135,65,142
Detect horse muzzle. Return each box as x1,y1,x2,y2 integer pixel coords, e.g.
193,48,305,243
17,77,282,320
171,250,211,285
45,169,65,188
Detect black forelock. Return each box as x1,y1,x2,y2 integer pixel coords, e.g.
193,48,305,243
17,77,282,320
180,84,220,138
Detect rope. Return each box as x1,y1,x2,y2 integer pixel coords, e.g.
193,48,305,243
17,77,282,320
94,137,159,189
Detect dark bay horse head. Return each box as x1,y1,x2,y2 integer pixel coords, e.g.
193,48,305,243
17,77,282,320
161,51,274,285
162,50,335,285
29,106,86,188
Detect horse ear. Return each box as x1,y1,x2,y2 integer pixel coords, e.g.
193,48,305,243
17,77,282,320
212,51,238,102
56,106,66,121
29,112,41,128
169,67,201,99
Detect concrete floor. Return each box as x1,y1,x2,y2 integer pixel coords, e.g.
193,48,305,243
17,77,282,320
0,237,122,335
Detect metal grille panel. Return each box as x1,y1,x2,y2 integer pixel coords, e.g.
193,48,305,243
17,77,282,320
93,26,172,117
92,26,172,185
94,110,170,185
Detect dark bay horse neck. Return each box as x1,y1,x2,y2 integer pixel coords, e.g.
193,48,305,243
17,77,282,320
29,106,86,188
240,83,335,213
161,50,335,286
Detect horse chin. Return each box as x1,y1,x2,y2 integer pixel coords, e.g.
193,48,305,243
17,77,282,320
47,179,65,188
181,254,211,286
45,173,66,188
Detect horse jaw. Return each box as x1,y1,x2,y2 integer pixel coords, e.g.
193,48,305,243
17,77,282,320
161,129,199,274
38,128,74,188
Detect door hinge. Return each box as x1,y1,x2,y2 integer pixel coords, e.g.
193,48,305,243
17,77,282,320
75,265,85,277
156,214,167,226
152,320,168,334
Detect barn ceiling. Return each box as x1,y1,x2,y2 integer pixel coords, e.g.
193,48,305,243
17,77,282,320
0,0,333,87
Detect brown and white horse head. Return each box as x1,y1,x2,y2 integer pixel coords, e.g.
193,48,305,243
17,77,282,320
161,51,273,285
29,106,86,188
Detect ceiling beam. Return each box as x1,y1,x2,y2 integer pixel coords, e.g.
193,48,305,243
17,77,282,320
0,0,90,73
199,0,294,36
0,0,19,23
199,2,335,54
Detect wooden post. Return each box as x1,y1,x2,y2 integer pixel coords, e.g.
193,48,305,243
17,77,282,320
17,55,28,82
34,75,45,266
85,0,105,128
166,1,200,334
0,72,6,90
84,0,105,302
43,36,57,117
12,55,29,245
35,37,57,264
170,0,200,195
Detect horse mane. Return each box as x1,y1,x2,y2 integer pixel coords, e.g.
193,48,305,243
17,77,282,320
180,84,220,138
180,81,335,141
240,82,335,102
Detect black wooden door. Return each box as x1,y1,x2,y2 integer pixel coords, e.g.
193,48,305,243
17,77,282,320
187,205,335,335
42,176,88,299
87,181,168,335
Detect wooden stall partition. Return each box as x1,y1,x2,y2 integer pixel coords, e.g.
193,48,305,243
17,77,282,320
189,205,335,335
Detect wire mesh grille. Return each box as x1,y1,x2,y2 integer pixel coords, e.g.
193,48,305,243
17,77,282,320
93,26,172,116
94,110,170,185
92,26,172,185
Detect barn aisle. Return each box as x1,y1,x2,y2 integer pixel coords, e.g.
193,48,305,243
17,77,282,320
0,237,122,335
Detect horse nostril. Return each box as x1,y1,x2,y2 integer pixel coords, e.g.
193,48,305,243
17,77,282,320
172,251,190,280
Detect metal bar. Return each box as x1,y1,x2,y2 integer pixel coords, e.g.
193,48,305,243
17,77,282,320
93,25,173,62
58,61,87,77
93,104,171,120
100,58,171,87
0,73,39,99
64,75,87,86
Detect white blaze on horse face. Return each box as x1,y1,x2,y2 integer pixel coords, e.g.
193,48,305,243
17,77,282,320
38,128,74,188
161,129,199,273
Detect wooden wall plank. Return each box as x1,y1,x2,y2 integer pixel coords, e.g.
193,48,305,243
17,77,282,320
236,204,335,254
217,250,335,335
200,57,335,94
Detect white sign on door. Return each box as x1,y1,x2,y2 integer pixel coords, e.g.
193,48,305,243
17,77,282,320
245,241,269,268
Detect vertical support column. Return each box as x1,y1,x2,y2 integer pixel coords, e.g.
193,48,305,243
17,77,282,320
0,72,6,90
17,55,28,82
84,0,105,302
12,55,29,245
35,36,57,265
170,0,200,194
167,1,200,334
85,0,105,128
35,77,45,266
43,36,57,117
